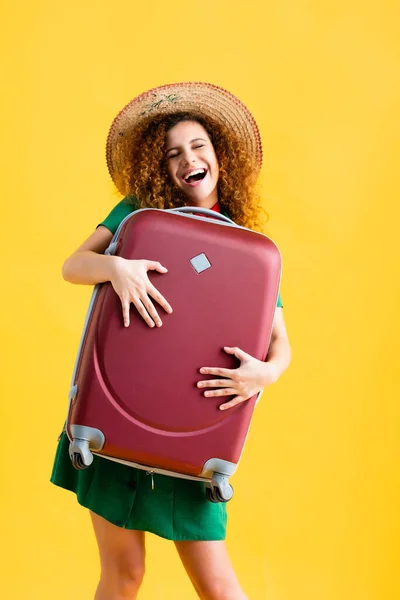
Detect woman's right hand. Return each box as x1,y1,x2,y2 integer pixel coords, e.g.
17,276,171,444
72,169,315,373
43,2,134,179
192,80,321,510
110,257,173,328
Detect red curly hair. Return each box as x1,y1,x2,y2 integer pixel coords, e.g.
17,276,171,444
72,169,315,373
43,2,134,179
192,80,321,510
113,111,268,230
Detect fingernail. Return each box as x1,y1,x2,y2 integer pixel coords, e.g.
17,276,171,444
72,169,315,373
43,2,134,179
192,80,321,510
220,406,226,410
200,368,206,374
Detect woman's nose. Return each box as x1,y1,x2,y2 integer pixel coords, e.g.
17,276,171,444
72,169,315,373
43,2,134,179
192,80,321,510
182,150,196,165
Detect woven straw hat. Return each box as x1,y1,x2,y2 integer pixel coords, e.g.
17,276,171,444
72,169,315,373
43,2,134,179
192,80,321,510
106,82,262,192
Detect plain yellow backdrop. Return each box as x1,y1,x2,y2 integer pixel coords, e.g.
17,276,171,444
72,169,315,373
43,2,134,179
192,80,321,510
1,1,399,599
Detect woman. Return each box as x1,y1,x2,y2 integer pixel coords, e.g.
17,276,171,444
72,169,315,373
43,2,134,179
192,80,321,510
51,82,292,600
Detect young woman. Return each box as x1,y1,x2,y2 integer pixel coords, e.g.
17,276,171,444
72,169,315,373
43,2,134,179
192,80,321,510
51,82,292,600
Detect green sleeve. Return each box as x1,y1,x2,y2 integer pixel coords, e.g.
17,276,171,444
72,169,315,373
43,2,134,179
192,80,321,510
277,291,283,308
97,197,138,234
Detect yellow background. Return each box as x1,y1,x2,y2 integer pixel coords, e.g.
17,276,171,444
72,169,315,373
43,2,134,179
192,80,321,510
2,1,399,598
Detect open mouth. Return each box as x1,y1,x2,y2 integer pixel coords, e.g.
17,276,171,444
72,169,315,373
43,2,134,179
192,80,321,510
182,168,208,185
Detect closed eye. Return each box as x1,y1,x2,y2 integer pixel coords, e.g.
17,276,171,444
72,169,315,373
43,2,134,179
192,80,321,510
167,144,205,159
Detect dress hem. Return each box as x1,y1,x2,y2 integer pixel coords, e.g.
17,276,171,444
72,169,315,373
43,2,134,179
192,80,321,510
50,478,226,542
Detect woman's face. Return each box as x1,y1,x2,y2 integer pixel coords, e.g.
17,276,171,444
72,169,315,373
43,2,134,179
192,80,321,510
165,120,219,207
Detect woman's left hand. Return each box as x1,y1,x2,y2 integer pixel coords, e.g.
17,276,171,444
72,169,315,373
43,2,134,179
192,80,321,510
197,346,279,410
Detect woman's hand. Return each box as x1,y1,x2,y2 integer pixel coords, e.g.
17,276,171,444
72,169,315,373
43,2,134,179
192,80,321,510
197,346,279,410
110,257,173,328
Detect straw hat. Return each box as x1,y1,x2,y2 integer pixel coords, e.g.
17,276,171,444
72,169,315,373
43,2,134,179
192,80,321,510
106,82,262,192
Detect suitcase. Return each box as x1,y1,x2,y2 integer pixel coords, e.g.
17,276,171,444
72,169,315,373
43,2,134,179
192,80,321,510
66,207,281,502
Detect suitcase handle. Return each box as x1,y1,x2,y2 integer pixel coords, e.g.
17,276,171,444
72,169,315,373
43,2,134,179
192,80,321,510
105,207,236,257
168,206,235,225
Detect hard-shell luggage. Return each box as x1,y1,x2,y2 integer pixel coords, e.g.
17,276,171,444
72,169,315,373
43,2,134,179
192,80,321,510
66,207,281,502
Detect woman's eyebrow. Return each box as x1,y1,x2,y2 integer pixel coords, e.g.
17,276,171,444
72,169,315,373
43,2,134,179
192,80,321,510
166,138,207,153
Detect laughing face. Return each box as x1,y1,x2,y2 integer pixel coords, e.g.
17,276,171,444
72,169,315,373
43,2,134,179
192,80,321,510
165,120,220,207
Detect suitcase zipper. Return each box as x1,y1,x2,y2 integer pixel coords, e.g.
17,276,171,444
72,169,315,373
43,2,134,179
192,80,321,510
146,470,155,490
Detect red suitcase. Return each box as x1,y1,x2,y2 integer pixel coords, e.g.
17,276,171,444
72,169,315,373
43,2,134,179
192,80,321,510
66,207,281,502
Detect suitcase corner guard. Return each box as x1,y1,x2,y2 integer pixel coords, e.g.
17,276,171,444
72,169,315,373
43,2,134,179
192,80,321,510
200,458,237,479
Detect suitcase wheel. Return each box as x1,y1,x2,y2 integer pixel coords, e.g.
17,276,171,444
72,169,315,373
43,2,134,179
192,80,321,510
71,452,87,470
214,485,234,503
205,476,234,503
69,439,93,470
206,486,220,503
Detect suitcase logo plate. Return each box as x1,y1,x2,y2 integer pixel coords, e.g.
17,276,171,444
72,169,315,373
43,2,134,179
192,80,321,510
190,253,211,273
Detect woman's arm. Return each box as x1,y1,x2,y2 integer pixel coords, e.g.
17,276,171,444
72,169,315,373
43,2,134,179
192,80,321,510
62,225,117,285
265,307,292,380
198,307,292,409
61,225,172,327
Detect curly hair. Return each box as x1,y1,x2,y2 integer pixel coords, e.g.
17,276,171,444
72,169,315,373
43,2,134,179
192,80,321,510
113,110,268,230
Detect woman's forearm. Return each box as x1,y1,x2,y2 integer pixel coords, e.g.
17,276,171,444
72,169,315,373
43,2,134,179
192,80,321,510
266,336,292,379
62,251,120,285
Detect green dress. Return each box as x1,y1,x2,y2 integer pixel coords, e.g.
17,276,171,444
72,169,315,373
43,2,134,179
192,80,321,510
50,197,283,541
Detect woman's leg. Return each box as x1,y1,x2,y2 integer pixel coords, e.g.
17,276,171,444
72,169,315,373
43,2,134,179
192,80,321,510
175,540,248,600
90,511,146,600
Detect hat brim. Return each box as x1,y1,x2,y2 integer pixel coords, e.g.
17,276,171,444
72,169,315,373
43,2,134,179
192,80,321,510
106,82,263,193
